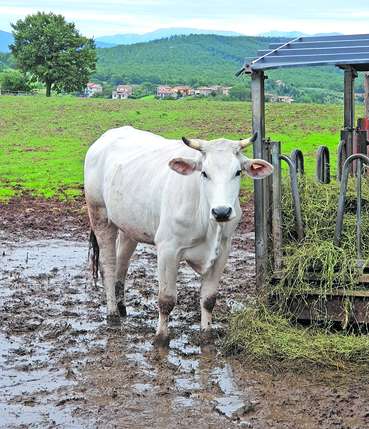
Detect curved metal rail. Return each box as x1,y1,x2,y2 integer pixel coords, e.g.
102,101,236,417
336,139,347,181
280,154,304,241
290,149,304,175
316,146,330,184
334,153,369,258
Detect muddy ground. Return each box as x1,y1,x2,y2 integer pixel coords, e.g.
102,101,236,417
2,197,369,429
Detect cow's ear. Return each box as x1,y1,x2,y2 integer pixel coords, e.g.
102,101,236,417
169,157,202,175
241,157,273,179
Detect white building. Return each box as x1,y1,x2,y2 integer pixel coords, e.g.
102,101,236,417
84,82,103,97
112,85,133,99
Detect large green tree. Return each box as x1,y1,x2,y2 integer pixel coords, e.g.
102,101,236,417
10,12,96,96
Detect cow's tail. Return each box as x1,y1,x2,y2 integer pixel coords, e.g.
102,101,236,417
89,230,100,280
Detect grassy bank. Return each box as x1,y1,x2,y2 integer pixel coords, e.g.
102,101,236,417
0,95,359,200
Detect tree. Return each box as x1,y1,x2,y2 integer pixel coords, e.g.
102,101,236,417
229,85,251,101
0,69,33,93
10,12,96,97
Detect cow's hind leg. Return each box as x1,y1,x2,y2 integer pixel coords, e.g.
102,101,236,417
154,243,179,347
88,206,119,325
115,230,137,317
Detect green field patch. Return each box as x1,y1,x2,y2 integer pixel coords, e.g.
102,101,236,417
0,96,358,200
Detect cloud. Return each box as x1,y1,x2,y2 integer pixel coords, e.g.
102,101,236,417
1,0,369,36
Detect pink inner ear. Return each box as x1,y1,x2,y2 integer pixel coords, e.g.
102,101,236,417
248,161,273,178
170,160,195,175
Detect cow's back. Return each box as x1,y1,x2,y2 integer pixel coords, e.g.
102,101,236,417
84,126,201,243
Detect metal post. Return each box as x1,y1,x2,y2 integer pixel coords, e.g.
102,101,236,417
251,70,267,289
343,67,357,172
356,158,362,259
364,72,369,119
271,142,282,271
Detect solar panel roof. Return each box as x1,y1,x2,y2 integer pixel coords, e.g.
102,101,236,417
244,33,369,73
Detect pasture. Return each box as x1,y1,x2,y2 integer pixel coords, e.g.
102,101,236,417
0,95,358,200
2,95,369,428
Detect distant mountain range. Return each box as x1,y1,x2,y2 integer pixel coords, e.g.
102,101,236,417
0,27,345,53
94,27,242,47
258,31,342,38
0,30,13,52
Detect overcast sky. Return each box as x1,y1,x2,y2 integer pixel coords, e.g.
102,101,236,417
1,0,369,37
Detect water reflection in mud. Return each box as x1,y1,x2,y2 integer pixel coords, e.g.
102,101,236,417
2,236,368,429
0,238,254,428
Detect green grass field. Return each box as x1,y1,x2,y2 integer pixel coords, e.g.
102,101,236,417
0,95,362,200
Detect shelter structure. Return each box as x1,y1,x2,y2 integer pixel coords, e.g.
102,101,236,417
239,34,369,320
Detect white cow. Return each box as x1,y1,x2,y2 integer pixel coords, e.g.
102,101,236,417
84,126,272,346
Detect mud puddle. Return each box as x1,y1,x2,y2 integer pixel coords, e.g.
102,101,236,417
0,236,256,428
2,234,369,428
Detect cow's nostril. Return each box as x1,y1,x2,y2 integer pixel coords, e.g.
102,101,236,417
212,206,232,221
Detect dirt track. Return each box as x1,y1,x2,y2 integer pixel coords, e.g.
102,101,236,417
1,198,369,429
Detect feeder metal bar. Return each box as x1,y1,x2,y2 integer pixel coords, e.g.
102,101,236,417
356,159,363,259
271,142,283,270
334,154,369,258
280,155,304,241
337,139,347,181
316,146,331,184
290,149,305,175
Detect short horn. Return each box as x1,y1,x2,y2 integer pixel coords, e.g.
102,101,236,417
239,132,258,149
182,136,202,151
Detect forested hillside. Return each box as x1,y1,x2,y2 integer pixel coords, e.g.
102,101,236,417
94,34,350,103
95,34,270,86
1,32,362,103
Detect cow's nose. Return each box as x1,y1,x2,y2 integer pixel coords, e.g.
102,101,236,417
211,206,232,222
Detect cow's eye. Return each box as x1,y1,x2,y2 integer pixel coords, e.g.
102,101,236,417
235,170,242,177
201,171,208,179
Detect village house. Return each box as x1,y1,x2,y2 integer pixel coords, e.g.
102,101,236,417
215,86,232,96
194,86,215,97
156,85,175,99
266,93,294,103
172,85,194,97
156,85,194,99
156,84,232,99
194,85,232,97
84,82,103,98
112,85,133,99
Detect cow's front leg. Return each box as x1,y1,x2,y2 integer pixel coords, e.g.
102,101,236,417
200,239,231,335
155,243,179,347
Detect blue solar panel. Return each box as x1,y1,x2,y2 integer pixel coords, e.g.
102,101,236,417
245,34,369,72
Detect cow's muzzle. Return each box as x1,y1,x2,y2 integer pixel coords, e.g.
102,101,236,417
211,206,232,222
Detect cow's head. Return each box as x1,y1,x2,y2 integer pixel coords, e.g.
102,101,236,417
169,134,273,223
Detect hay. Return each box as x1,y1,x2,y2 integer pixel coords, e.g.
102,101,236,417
225,304,369,369
273,176,369,295
225,174,369,368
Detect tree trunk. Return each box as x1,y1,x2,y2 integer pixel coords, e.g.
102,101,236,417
46,81,52,97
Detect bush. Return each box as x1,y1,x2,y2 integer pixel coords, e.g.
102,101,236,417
0,69,33,92
229,85,251,101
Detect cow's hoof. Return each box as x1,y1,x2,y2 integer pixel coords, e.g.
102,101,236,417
153,333,170,349
106,313,121,327
117,302,127,317
200,329,215,346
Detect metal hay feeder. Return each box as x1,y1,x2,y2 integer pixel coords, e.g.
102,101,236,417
239,33,369,324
